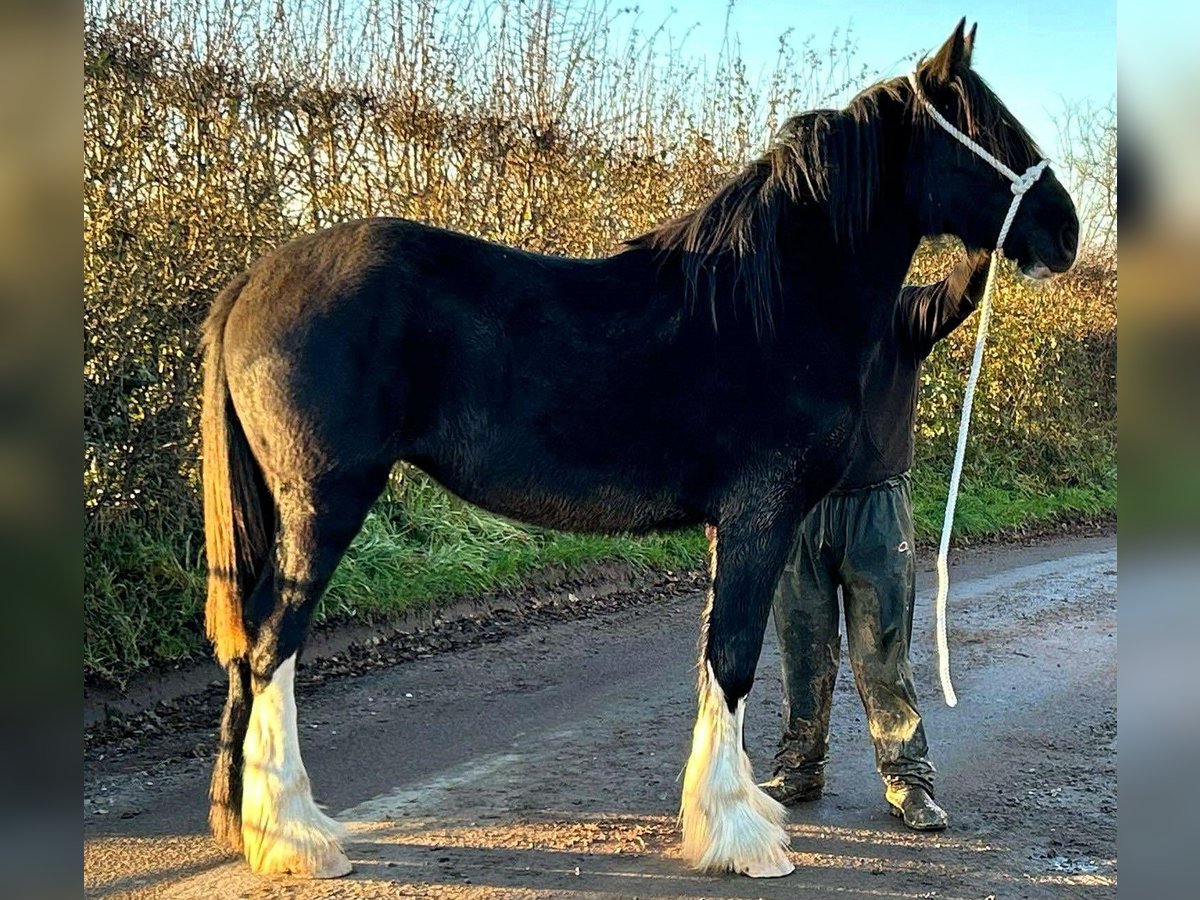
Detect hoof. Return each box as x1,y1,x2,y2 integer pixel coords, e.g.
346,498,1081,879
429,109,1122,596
739,850,795,878
242,793,353,877
246,828,352,878
310,848,353,879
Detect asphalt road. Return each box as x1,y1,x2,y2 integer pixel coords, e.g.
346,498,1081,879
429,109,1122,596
84,533,1116,899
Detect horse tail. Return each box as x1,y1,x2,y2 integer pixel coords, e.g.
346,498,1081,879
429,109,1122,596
201,272,269,666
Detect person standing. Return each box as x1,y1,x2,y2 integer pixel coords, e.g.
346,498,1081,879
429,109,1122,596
761,248,991,830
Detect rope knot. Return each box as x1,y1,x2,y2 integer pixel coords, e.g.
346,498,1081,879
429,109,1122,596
1011,161,1049,197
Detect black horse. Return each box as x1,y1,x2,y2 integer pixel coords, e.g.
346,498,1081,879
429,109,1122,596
201,21,1077,879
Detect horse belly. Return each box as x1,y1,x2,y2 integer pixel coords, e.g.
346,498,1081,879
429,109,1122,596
405,351,703,533
413,450,694,534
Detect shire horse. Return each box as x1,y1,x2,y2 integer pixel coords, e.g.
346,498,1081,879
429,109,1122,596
201,22,1078,879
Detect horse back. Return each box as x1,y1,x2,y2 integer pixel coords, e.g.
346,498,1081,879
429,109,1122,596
217,220,706,519
214,217,856,531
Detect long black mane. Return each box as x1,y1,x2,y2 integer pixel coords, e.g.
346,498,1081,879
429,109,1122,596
625,61,1040,338
626,84,897,337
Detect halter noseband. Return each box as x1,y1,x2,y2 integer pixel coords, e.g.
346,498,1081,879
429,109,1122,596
906,72,1050,251
905,71,1052,709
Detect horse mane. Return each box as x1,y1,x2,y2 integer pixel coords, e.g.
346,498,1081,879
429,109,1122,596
626,59,1040,338
625,80,903,337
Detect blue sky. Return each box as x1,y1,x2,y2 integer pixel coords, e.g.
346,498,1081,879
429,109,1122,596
617,0,1115,160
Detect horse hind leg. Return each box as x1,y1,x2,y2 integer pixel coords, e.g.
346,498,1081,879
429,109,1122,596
210,656,253,851
239,469,388,878
242,652,348,877
680,509,799,878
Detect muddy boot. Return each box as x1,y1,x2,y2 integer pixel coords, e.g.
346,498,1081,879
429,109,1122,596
885,782,948,831
759,769,824,806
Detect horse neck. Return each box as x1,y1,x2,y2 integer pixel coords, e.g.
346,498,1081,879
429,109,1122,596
774,202,921,351
776,97,923,343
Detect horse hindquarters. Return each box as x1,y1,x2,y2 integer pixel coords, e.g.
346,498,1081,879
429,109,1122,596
203,275,392,875
681,500,801,878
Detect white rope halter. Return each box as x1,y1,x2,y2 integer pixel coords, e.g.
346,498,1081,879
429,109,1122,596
907,72,1051,707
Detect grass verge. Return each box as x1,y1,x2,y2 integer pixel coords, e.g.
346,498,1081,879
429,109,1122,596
84,463,1115,686
910,465,1116,542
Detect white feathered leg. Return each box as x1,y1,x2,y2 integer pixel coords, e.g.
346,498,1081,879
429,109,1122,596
241,654,351,877
680,662,794,878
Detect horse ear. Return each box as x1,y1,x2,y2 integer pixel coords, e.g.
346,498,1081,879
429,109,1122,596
964,22,978,66
928,18,969,83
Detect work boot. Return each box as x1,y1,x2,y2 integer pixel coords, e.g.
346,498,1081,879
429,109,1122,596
885,782,948,831
759,769,824,805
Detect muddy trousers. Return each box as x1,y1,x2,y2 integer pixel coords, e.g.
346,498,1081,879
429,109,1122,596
771,473,935,793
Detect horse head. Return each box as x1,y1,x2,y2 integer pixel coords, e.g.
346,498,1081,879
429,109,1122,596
906,19,1079,278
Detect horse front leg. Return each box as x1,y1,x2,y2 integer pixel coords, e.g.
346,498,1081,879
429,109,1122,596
681,499,802,878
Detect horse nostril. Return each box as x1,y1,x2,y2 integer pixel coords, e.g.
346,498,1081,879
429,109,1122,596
1059,221,1079,257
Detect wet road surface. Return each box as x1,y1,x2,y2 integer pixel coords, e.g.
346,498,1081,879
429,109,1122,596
85,534,1116,898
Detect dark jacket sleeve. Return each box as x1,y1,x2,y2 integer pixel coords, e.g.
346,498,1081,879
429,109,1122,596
898,249,992,359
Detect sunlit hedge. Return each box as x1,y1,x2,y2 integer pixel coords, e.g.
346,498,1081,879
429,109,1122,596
84,2,1114,682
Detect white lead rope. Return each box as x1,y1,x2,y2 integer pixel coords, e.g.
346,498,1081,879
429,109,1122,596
907,73,1050,707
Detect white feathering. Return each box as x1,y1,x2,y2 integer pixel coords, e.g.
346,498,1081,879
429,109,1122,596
680,663,794,877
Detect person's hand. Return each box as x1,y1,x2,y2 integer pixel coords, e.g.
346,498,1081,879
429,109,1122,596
951,248,992,305
965,247,992,272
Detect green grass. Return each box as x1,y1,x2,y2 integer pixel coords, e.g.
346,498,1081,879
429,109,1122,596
84,462,1115,686
321,472,708,622
84,520,208,684
911,465,1116,542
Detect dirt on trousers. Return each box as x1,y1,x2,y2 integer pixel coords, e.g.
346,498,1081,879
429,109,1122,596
84,533,1117,899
